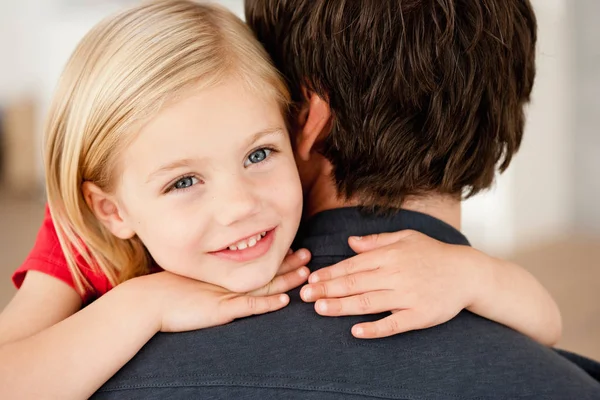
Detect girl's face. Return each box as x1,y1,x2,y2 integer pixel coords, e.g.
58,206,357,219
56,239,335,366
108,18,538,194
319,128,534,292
110,79,303,292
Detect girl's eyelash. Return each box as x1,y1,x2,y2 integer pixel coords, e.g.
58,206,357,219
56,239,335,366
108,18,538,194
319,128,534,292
163,175,200,194
246,146,279,164
251,145,277,154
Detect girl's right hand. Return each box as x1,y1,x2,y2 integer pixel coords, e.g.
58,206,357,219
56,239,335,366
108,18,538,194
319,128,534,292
134,249,311,333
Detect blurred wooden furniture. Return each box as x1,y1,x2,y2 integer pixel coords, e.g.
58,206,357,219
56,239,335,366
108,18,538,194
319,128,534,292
1,98,40,198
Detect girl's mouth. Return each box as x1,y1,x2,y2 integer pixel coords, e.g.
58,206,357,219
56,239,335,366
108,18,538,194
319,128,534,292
209,228,276,262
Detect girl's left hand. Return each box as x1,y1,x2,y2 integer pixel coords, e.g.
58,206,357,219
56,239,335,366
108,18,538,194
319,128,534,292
300,231,485,339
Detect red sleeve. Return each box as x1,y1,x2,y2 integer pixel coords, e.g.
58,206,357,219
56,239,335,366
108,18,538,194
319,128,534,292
12,204,113,304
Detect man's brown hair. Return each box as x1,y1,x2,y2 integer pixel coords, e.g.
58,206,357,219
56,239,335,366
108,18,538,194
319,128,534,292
245,0,537,207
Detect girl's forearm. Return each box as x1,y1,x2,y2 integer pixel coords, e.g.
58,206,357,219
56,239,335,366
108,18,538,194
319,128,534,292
0,279,160,400
467,250,562,346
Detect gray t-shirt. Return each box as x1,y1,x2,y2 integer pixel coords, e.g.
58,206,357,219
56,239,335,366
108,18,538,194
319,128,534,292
93,207,600,399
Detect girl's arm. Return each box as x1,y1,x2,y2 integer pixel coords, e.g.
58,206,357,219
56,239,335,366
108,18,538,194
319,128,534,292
0,253,309,400
0,271,159,400
300,230,562,346
465,249,562,346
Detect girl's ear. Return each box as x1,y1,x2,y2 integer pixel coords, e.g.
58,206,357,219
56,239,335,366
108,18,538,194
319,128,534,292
82,182,135,239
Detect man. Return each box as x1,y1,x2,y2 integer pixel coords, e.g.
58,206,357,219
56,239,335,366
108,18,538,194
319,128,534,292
93,0,600,398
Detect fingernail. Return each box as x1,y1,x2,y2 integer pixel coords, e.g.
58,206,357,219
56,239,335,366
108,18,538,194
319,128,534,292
296,249,309,260
303,287,312,299
351,236,363,240
308,274,320,283
298,267,308,277
317,300,327,312
354,326,364,336
279,294,288,303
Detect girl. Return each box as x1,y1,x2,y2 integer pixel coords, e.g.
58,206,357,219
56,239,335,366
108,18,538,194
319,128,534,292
0,2,561,399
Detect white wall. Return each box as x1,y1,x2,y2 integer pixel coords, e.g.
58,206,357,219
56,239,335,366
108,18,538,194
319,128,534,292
0,0,42,104
573,0,600,236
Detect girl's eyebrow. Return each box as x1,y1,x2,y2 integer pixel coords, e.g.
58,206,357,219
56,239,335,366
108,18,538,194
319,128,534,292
244,127,285,148
146,159,196,183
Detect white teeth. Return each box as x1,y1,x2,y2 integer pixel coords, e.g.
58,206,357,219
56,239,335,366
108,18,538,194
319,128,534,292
227,232,267,251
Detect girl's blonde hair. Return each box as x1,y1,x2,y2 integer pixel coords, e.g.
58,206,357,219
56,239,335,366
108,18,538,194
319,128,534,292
44,0,290,295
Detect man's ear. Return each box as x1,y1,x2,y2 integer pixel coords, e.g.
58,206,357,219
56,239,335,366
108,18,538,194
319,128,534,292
82,181,135,240
296,88,332,161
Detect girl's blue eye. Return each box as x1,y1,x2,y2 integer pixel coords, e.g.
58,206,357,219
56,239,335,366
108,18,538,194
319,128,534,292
172,176,199,190
244,148,272,167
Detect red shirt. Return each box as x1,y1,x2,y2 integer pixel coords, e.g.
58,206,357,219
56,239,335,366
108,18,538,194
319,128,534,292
12,205,113,304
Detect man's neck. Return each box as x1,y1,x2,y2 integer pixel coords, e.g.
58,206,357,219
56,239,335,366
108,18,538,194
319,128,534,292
401,196,462,231
304,172,462,231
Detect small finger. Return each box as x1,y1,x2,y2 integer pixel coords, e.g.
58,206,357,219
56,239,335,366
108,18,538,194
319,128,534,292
276,249,311,276
224,294,290,320
279,266,310,292
308,253,379,284
348,230,420,254
352,311,422,339
262,266,310,296
313,290,393,316
302,270,386,302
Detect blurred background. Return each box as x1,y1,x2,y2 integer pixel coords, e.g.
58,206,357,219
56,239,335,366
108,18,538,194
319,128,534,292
0,0,598,358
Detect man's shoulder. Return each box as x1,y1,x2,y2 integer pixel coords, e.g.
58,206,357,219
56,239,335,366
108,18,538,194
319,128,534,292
95,299,600,399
